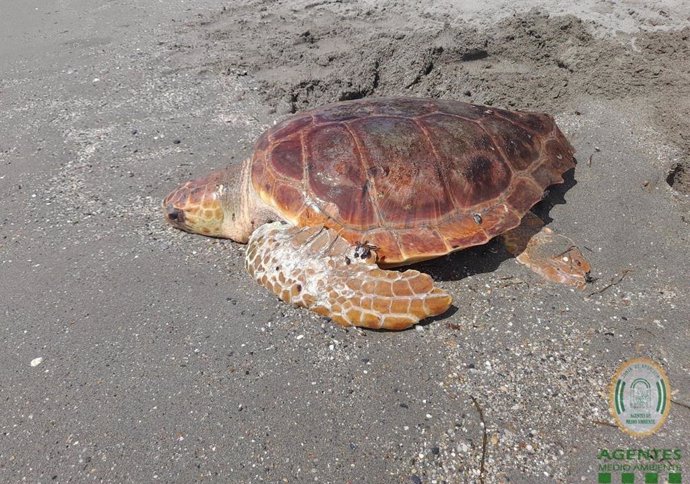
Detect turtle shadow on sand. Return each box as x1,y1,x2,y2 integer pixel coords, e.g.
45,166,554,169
411,167,579,283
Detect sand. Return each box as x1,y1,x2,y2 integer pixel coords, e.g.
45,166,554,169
1,0,688,482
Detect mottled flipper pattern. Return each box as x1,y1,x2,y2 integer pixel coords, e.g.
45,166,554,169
246,222,452,330
502,211,591,289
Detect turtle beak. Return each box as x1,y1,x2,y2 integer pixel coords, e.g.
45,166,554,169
165,204,185,224
162,183,193,232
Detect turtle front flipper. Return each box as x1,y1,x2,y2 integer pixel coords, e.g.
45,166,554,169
501,211,592,289
245,222,452,330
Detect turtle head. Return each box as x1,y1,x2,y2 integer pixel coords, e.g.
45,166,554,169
163,161,276,243
163,169,230,238
163,159,268,244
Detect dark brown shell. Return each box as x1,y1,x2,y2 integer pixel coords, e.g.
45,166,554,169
251,97,575,265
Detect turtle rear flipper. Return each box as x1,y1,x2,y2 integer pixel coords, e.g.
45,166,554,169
246,223,452,330
501,211,592,289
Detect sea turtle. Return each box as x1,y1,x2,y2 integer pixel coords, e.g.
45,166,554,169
163,97,591,330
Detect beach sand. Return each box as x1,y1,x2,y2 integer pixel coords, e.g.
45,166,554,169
1,0,688,481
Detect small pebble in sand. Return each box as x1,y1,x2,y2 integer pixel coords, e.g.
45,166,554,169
30,357,43,367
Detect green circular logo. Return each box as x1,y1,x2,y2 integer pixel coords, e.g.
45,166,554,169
609,357,671,437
